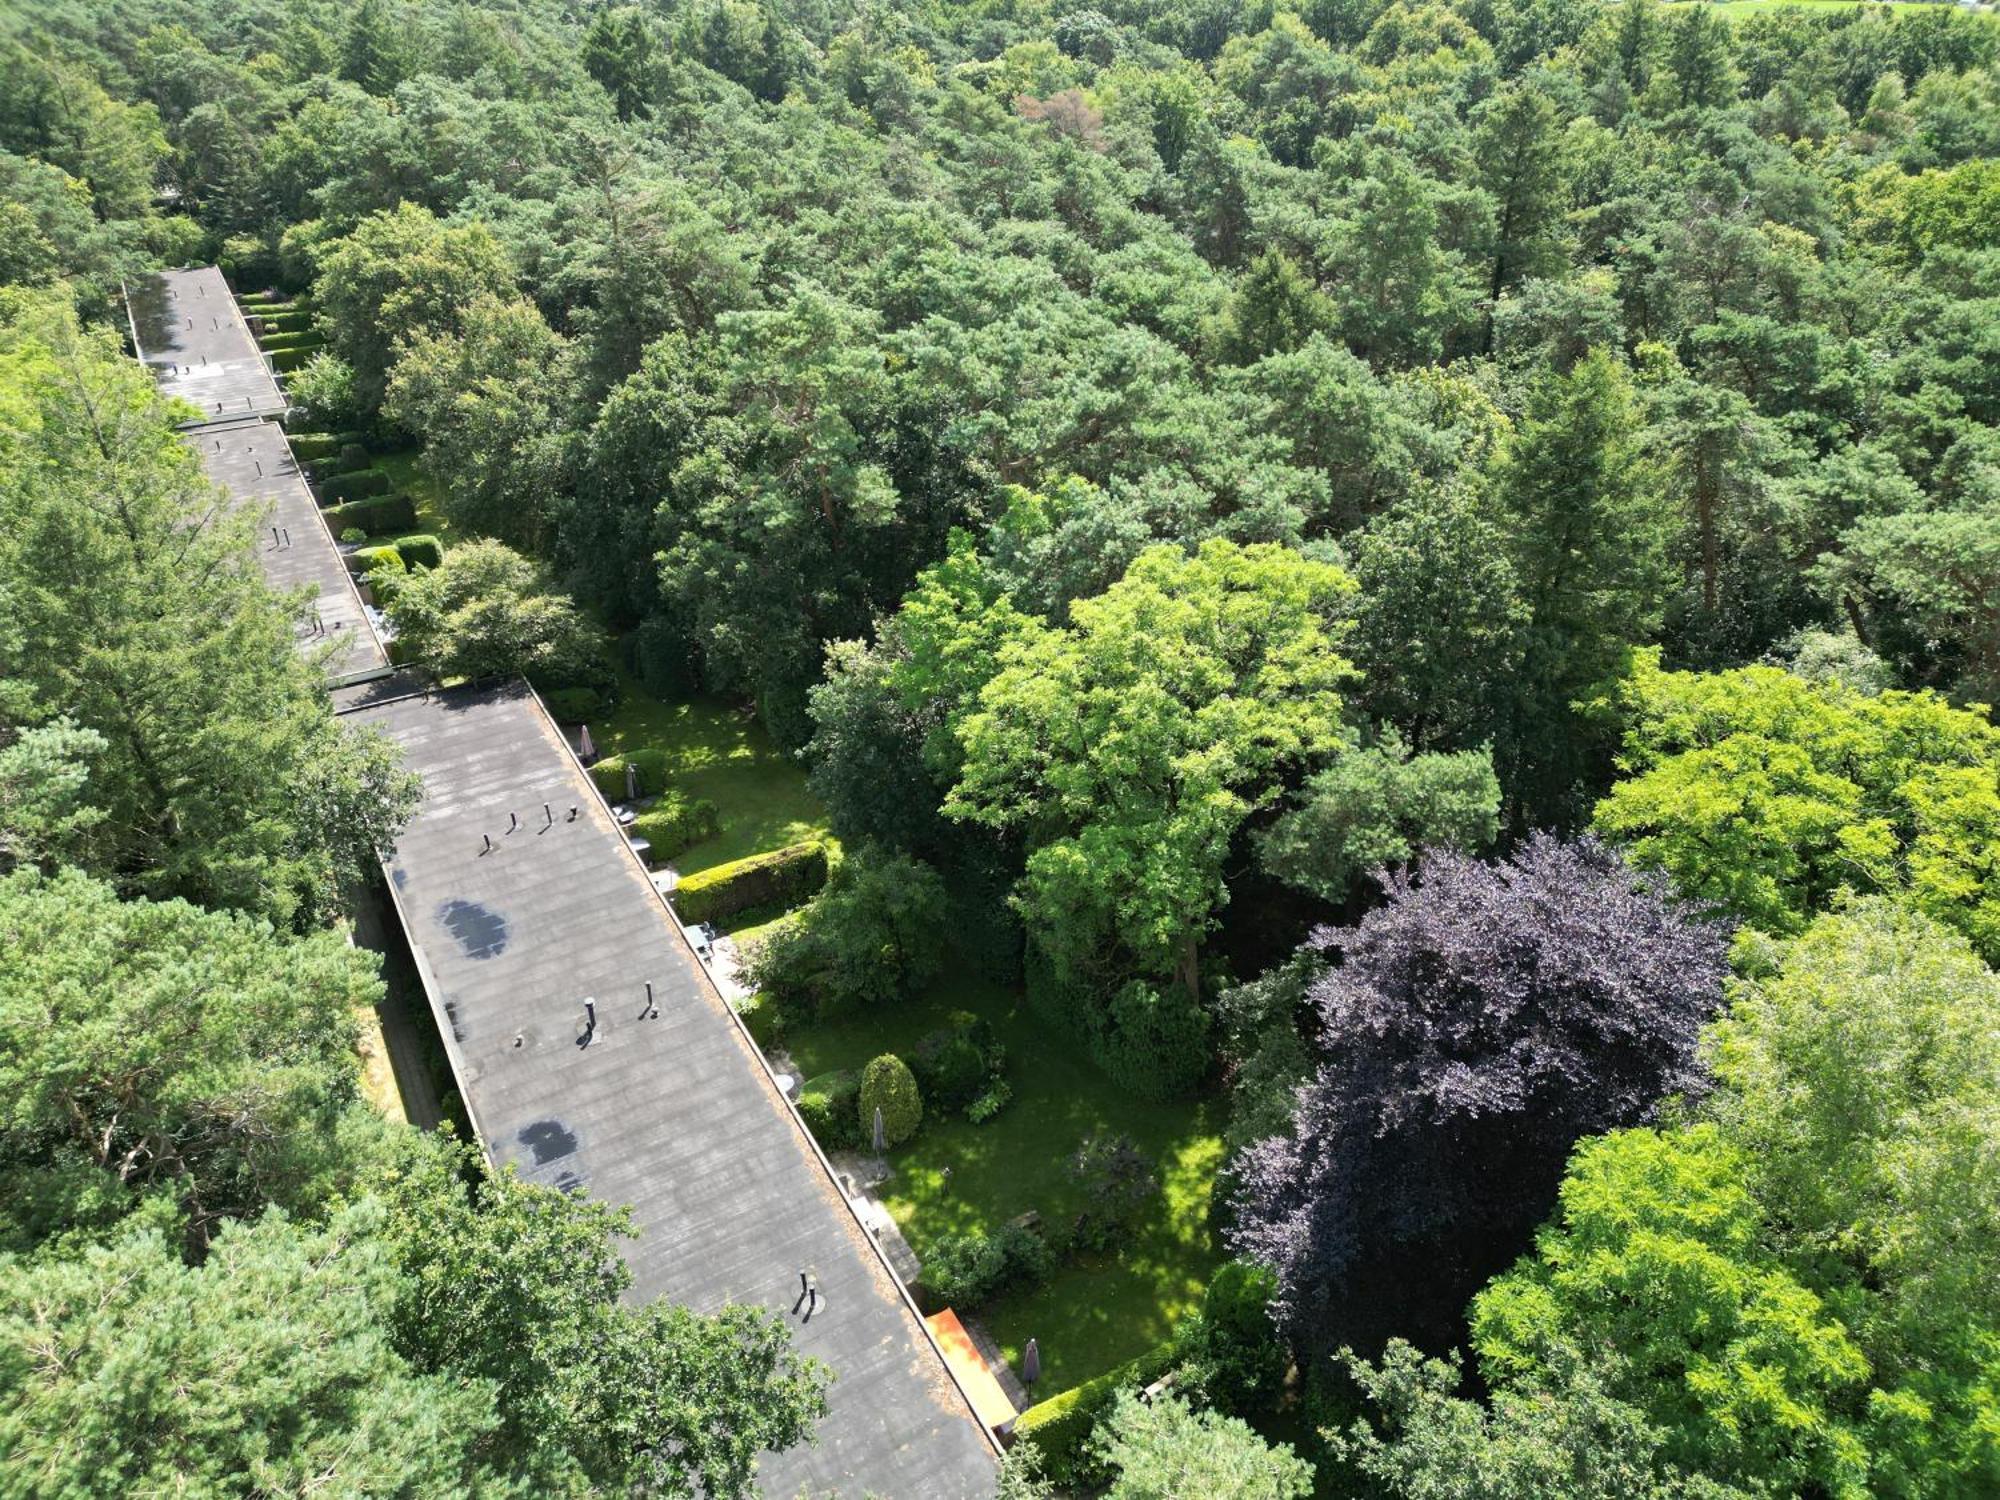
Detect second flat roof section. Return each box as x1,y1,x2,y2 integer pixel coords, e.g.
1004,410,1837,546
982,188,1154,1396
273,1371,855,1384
336,678,1000,1498
127,267,286,422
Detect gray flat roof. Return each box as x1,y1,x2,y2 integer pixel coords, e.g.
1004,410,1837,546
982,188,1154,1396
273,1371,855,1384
193,417,387,675
127,267,287,421
334,677,1000,1498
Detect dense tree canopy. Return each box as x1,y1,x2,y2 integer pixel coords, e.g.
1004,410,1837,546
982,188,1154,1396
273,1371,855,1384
1231,836,1729,1354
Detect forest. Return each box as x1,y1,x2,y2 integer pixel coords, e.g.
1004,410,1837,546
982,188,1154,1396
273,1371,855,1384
2,0,1999,1493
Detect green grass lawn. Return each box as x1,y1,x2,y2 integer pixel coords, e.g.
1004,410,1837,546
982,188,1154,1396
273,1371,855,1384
597,664,833,877
760,976,1226,1396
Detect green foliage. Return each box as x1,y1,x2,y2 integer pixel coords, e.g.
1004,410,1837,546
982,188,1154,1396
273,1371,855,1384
544,686,603,724
384,538,610,690
1174,1260,1288,1418
919,1220,1053,1308
590,748,672,800
630,793,722,864
796,1068,862,1150
858,1052,922,1146
394,533,442,570
0,293,418,925
673,841,829,926
288,432,338,461
1257,732,1501,900
1095,1390,1315,1499
1595,654,2000,959
744,847,949,1017
0,1206,501,1496
315,467,391,504
1068,1133,1160,1251
0,868,384,1254
909,1011,1005,1112
322,490,417,535
1013,1342,1180,1489
947,541,1356,1088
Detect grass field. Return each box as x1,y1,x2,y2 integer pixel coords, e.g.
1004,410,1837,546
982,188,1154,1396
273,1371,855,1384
759,977,1226,1394
597,664,833,877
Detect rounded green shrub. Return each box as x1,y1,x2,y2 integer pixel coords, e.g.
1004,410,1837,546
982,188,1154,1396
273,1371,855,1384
588,748,671,801
338,442,370,473
858,1054,921,1147
288,433,337,462
631,795,720,863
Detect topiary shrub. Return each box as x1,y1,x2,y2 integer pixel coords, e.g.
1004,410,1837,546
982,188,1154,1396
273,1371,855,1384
288,433,337,462
543,687,602,723
858,1053,921,1147
268,345,313,373
631,794,720,864
674,842,827,927
395,534,442,571
1012,1343,1180,1489
796,1069,861,1150
317,468,391,505
588,748,672,801
351,545,402,579
323,492,417,535
337,442,369,473
339,527,367,544
920,1222,1053,1309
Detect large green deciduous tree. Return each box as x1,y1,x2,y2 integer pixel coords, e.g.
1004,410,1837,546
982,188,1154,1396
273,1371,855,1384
385,539,609,690
946,540,1355,1093
1595,653,2000,959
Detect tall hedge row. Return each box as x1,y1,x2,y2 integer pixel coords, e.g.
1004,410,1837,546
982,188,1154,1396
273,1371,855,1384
674,842,827,926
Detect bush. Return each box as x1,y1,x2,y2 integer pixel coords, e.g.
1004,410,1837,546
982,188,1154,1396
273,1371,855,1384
796,1069,861,1150
674,842,827,927
289,433,337,462
337,442,370,473
395,534,442,571
588,748,671,801
1067,1134,1158,1251
1013,1343,1179,1489
631,794,721,863
267,345,314,373
1091,980,1211,1101
1173,1261,1288,1418
966,1080,1012,1124
339,527,367,544
740,848,948,1017
920,1222,1053,1308
858,1054,921,1146
258,330,324,354
909,1012,1005,1112
322,492,416,535
316,468,391,504
356,547,404,603
543,687,602,723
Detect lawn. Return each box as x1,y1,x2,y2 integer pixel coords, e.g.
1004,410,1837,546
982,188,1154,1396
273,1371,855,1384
372,450,454,543
757,975,1226,1396
596,663,833,877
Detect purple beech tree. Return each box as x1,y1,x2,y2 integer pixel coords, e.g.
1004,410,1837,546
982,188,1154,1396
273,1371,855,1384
1229,834,1729,1355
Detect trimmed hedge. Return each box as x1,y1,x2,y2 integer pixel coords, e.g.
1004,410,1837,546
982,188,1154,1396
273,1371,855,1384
1013,1342,1180,1488
858,1053,922,1146
268,345,314,373
631,795,720,864
588,748,671,801
289,432,337,462
257,330,324,354
317,468,391,504
349,545,402,577
395,534,442,570
673,842,827,927
338,442,370,473
797,1069,861,1150
324,492,417,535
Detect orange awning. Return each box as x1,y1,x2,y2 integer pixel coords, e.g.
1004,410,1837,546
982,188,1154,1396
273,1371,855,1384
925,1308,1020,1430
